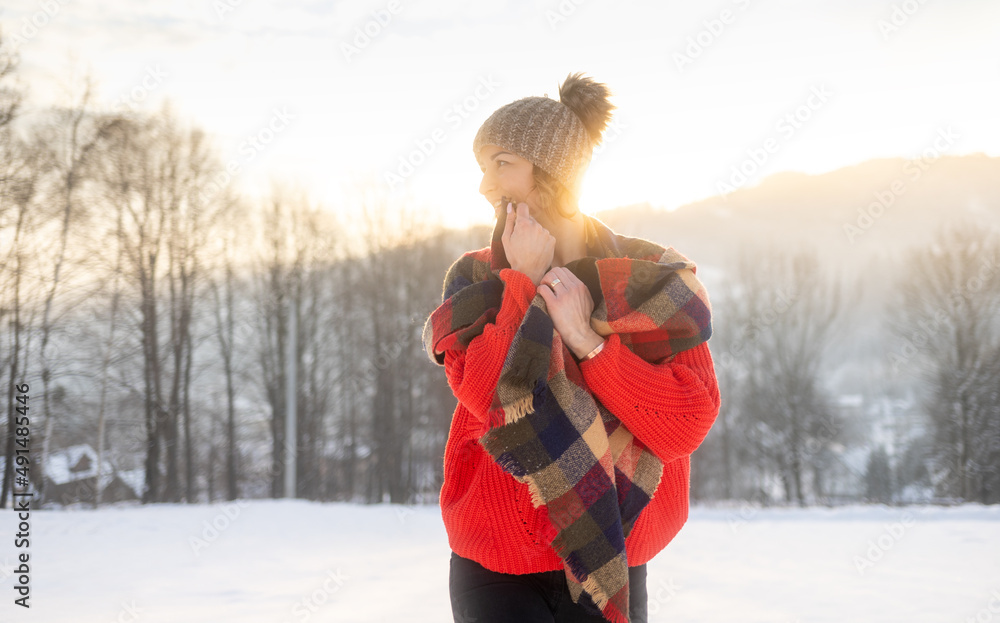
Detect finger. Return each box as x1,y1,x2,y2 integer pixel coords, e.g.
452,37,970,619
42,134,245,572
503,202,515,239
537,283,555,302
517,201,531,222
549,267,574,287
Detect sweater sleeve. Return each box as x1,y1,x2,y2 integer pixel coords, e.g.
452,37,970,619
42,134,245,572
579,334,721,464
441,268,539,431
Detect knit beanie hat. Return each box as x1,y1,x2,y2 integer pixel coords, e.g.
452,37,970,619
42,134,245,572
472,72,615,198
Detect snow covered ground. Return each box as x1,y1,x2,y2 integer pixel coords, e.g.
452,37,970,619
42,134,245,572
0,500,998,622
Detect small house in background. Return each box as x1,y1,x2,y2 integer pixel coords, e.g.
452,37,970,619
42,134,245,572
43,444,140,505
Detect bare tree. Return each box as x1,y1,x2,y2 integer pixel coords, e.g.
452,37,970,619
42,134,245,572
207,194,245,501
90,112,172,503
719,245,846,505
689,287,742,501
0,29,21,131
0,36,36,508
93,177,127,507
162,113,220,503
889,223,1000,502
351,186,425,504
27,72,119,503
253,190,294,498
0,144,43,509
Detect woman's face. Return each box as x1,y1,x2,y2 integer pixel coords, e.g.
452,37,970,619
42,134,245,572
477,144,543,219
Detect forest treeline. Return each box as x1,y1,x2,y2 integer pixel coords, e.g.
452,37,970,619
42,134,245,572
1,37,998,509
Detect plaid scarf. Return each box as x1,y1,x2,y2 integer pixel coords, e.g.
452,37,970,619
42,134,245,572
423,213,712,623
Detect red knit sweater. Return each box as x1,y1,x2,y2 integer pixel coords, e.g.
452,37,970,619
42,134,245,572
438,265,721,575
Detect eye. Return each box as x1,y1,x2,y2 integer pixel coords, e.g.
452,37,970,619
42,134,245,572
481,160,509,173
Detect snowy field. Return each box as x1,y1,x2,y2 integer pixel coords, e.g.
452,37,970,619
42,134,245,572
1,500,998,623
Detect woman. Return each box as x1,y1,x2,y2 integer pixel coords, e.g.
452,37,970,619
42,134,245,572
422,72,721,623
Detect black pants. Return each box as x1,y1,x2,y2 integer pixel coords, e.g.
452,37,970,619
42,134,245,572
449,551,648,623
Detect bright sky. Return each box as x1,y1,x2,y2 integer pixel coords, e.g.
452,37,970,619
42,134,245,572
2,0,998,231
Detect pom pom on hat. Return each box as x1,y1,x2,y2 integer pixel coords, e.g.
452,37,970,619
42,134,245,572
558,72,615,146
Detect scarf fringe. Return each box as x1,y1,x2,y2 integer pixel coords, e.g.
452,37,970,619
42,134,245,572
573,572,631,623
501,393,534,425
601,604,630,623
524,476,545,509
581,573,612,613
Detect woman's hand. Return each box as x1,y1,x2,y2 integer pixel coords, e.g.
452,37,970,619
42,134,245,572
503,202,555,286
537,267,604,359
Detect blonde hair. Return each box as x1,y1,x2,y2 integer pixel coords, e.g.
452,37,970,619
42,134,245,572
532,164,579,221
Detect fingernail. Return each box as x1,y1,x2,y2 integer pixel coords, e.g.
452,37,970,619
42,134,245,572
507,203,512,213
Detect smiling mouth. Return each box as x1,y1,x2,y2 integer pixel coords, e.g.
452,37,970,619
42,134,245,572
494,194,515,208
492,196,509,219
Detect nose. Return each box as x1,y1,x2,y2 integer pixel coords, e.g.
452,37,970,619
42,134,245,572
479,168,494,198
